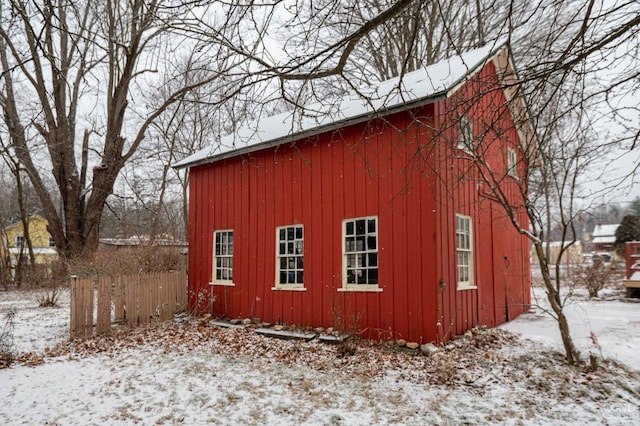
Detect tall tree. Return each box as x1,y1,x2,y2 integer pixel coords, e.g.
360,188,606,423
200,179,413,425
0,0,232,260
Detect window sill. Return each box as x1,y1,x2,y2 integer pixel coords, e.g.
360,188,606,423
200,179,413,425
457,285,477,291
338,286,383,293
271,286,307,291
209,282,235,287
456,145,473,156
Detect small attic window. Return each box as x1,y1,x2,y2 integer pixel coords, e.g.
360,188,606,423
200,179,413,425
507,147,518,178
458,116,473,153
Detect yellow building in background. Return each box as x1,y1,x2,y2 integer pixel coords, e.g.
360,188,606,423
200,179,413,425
1,214,58,276
530,241,583,266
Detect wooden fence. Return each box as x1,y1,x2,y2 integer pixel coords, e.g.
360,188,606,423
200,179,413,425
70,270,188,339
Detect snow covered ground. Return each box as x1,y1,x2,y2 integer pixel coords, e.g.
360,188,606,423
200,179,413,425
1,286,639,425
502,287,640,371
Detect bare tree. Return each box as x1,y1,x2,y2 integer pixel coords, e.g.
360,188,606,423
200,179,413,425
311,0,526,82
0,0,233,261
0,145,43,286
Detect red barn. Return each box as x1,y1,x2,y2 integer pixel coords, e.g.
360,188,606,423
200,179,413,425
174,41,535,343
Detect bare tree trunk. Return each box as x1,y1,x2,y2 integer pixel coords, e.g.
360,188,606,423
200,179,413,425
15,170,36,268
534,243,580,364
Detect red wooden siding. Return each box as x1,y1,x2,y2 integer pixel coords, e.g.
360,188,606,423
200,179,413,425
187,59,530,343
430,59,531,337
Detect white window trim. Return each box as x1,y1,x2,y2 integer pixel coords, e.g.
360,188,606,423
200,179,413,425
507,147,518,179
271,286,307,292
273,224,305,290
341,216,382,292
457,116,473,153
211,229,235,286
455,214,476,290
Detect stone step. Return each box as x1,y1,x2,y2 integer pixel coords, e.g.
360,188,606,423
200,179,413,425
255,327,317,341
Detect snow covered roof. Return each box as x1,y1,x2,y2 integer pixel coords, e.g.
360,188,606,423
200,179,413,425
8,247,57,255
99,236,187,247
593,224,619,238
173,40,513,169
592,236,616,244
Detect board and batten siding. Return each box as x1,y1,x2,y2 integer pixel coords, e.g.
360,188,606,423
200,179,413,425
189,105,445,342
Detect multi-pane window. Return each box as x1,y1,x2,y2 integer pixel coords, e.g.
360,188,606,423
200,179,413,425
276,225,304,287
343,217,378,287
455,214,475,288
213,230,234,284
48,237,56,247
15,235,24,248
507,147,518,178
458,116,473,152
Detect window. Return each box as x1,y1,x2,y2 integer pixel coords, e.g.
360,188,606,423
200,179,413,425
342,217,380,291
455,214,475,289
507,147,518,178
15,235,24,248
458,116,473,152
212,230,234,285
48,237,56,247
275,225,304,289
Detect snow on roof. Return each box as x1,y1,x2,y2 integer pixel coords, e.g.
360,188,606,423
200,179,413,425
173,40,509,169
99,236,187,246
592,236,616,244
8,247,57,255
592,224,619,238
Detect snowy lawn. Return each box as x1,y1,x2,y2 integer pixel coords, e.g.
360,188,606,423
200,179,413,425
501,287,640,371
1,287,639,425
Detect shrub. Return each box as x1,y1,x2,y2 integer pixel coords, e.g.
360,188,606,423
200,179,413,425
0,308,16,369
573,259,613,298
68,247,186,278
18,263,65,307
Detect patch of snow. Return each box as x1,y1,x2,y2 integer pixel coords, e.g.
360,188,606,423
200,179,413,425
501,287,640,370
1,287,639,425
0,289,69,354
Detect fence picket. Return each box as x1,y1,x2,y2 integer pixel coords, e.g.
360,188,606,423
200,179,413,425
114,276,124,322
70,277,78,339
83,278,94,338
97,277,111,334
126,275,136,327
